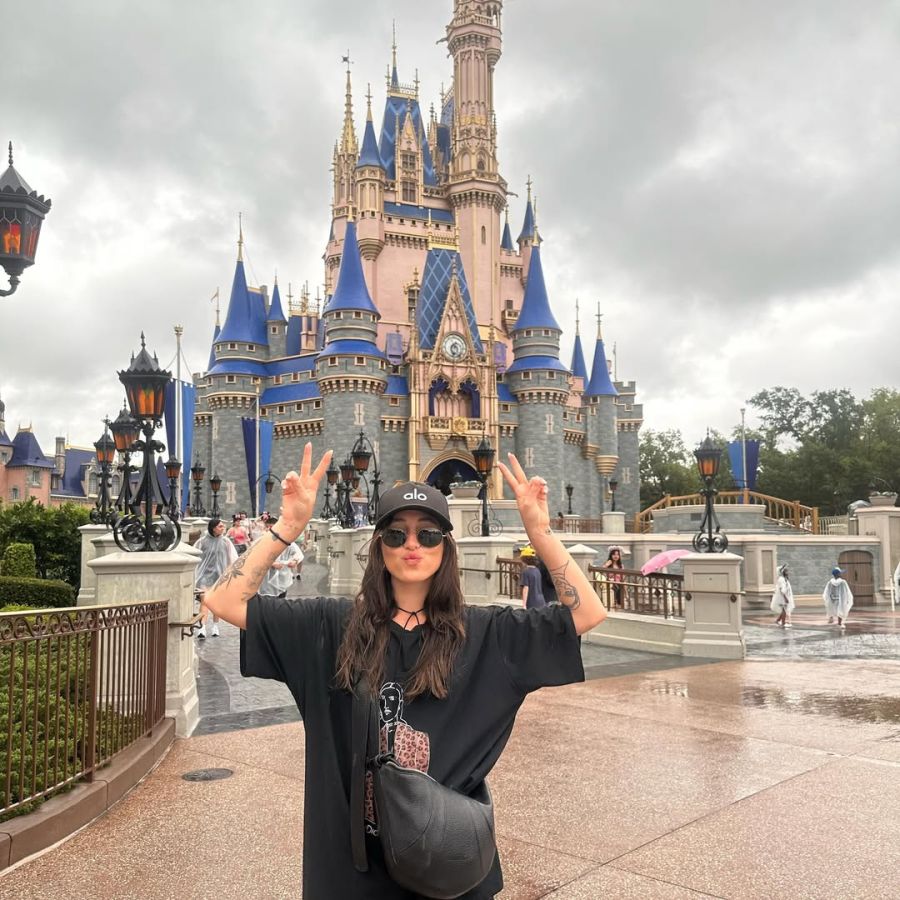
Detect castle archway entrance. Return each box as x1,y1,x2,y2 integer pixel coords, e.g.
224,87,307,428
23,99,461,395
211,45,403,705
421,458,480,496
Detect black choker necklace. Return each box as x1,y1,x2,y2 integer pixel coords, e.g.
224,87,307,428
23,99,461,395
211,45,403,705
394,606,425,629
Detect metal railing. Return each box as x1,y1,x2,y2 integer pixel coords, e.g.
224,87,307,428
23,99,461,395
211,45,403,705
634,491,820,535
496,557,522,600
588,566,684,618
0,601,168,818
549,516,604,534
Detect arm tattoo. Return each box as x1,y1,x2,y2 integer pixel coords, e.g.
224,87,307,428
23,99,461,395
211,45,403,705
549,561,581,610
212,554,268,601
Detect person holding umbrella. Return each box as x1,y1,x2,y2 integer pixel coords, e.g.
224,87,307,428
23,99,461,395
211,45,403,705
770,564,794,627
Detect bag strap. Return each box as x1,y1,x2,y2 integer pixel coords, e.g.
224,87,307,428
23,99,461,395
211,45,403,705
350,677,371,873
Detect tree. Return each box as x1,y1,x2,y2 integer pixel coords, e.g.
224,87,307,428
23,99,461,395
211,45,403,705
639,429,698,507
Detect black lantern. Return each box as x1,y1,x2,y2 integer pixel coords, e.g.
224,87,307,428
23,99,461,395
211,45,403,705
90,420,117,527
110,401,140,512
164,455,181,521
321,462,339,518
472,435,496,537
326,463,339,485
609,478,618,513
565,482,574,516
190,456,206,517
338,458,356,528
209,472,222,518
692,432,728,553
264,473,276,495
0,143,52,298
348,430,382,525
112,336,180,552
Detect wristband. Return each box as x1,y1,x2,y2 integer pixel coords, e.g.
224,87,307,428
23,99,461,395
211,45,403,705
270,527,292,548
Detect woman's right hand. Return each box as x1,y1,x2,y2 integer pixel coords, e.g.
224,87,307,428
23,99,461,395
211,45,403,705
279,443,333,535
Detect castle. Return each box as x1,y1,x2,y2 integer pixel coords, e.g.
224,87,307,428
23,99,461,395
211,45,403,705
193,0,642,521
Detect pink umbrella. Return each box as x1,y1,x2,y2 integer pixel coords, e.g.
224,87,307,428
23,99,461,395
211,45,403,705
641,548,692,575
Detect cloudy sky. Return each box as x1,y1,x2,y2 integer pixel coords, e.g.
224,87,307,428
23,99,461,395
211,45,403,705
6,0,900,458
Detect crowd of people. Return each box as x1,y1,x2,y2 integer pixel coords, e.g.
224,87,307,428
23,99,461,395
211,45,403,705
193,511,304,638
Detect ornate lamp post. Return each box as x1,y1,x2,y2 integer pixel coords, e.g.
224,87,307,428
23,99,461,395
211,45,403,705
0,143,52,297
164,455,182,521
209,473,222,518
321,461,339,518
692,432,728,553
472,435,496,537
350,430,382,524
565,483,574,516
90,421,117,526
110,402,140,513
253,472,277,515
339,457,356,528
113,334,180,552
190,456,206,517
609,478,618,513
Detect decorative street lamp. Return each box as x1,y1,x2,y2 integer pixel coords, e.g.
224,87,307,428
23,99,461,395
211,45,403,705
472,435,496,537
110,401,140,513
565,483,574,516
164,455,182,521
0,143,52,297
90,420,117,526
339,457,356,528
254,472,277,516
113,334,180,552
351,429,382,524
190,455,206,517
209,472,222,518
609,478,619,513
692,432,728,553
320,461,339,518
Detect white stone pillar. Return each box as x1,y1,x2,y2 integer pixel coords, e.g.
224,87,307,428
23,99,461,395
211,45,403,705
855,506,900,602
77,526,119,606
601,512,626,534
455,537,518,605
681,552,745,659
565,543,598,580
88,550,200,737
328,527,359,596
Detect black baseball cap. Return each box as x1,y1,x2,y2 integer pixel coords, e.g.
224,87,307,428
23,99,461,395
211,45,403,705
375,482,453,532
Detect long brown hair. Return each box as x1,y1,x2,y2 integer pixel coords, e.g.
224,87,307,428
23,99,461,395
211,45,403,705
335,529,466,699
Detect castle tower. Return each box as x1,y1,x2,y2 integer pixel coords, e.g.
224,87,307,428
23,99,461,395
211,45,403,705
317,219,388,472
516,177,537,279
505,243,570,496
583,309,619,517
332,61,359,218
446,0,507,323
355,87,387,282
267,276,288,358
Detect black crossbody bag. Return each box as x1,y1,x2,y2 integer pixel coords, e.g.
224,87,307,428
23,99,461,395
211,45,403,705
350,678,496,899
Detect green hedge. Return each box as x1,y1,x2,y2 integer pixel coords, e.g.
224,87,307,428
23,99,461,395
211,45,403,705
1,543,38,578
0,577,75,610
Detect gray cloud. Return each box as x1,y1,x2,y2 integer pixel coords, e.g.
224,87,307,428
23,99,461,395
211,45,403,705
5,0,899,457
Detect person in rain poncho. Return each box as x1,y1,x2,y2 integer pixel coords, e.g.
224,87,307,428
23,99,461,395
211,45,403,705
894,559,900,608
770,564,794,627
194,518,238,637
258,516,304,598
823,566,853,628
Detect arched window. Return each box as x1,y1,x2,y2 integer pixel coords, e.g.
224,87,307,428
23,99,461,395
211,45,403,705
481,225,486,244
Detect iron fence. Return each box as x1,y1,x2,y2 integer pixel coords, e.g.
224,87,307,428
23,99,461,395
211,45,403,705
589,566,684,618
496,557,522,600
0,601,168,818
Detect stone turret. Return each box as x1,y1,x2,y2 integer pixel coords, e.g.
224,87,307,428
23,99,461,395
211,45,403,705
583,312,619,517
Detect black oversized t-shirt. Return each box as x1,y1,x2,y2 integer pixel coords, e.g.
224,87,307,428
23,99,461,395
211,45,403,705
240,596,584,899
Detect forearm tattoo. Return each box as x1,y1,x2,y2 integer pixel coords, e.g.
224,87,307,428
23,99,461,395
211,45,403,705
549,561,581,610
212,554,267,602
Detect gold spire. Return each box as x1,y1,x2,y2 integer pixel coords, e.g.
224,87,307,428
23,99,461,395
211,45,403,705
286,281,295,315
366,83,373,121
596,303,603,340
340,51,357,155
237,212,244,262
392,20,398,74
526,174,533,203
575,298,580,335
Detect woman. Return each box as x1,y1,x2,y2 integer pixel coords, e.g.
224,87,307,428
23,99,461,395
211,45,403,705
203,444,607,899
601,546,626,608
194,518,238,638
770,564,794,627
227,514,249,555
823,567,853,628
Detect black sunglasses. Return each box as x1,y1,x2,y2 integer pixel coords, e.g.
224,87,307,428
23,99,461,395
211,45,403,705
380,527,446,549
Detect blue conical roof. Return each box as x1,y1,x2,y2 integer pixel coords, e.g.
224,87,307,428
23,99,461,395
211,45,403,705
218,260,268,345
517,199,535,243
501,218,514,251
268,281,287,323
207,323,220,371
357,116,384,168
8,430,55,468
513,247,561,331
586,337,618,397
571,333,588,381
327,221,379,315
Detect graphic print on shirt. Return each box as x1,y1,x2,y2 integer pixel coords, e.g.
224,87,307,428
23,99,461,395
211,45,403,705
364,681,431,835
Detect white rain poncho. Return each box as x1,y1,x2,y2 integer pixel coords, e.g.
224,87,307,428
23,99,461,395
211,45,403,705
823,577,853,619
769,571,795,613
194,533,238,591
260,540,304,597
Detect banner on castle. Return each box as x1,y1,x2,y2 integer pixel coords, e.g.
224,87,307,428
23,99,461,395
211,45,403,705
493,341,507,374
727,440,760,492
386,331,404,365
242,417,275,514
164,380,196,514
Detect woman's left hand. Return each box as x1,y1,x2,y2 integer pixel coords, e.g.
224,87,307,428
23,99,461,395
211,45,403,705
498,452,550,536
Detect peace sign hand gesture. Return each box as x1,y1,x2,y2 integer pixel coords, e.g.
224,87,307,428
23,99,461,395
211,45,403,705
279,442,333,534
497,452,551,538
